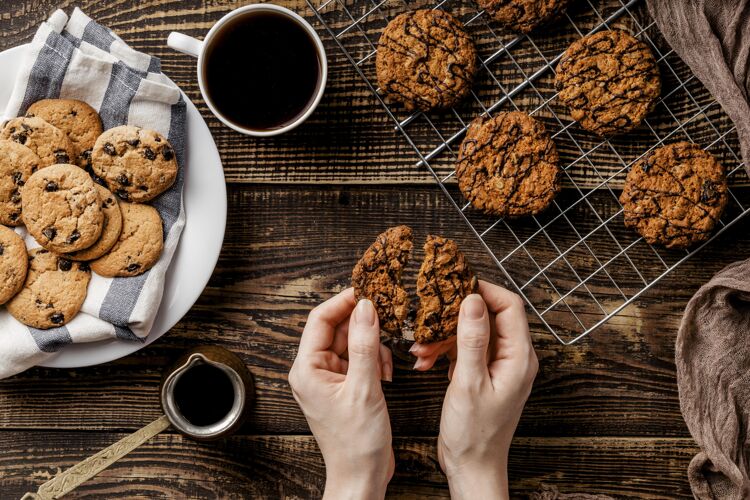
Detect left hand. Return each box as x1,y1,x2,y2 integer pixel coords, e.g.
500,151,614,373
289,288,395,500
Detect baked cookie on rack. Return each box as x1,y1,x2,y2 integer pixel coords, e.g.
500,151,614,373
414,235,477,344
0,225,28,305
7,248,91,329
376,9,478,112
477,0,570,33
619,142,728,249
26,99,103,170
555,29,661,137
456,111,561,217
352,225,413,337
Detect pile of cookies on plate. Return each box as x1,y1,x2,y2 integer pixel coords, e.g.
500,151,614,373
0,98,177,329
375,4,729,250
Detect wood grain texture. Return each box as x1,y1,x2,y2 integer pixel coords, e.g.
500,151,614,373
0,432,698,499
0,0,744,187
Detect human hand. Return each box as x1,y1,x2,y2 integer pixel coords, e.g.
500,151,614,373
413,281,537,499
289,288,395,500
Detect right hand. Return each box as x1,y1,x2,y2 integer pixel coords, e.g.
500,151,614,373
434,281,538,499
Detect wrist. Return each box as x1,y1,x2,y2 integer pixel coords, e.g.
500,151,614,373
323,470,388,500
445,462,509,500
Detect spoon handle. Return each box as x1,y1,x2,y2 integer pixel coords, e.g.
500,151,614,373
21,414,171,500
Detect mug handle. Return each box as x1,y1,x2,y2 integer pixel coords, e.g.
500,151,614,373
167,32,203,58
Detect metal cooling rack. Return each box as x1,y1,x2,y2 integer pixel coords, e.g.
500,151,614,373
307,0,750,344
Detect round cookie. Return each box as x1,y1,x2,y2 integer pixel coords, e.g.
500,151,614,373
26,99,103,169
376,9,478,112
0,139,42,226
21,164,104,253
619,142,728,249
7,248,90,329
555,29,661,137
91,202,163,277
456,111,561,217
0,116,76,168
477,0,570,33
66,184,123,262
91,126,177,203
0,226,28,305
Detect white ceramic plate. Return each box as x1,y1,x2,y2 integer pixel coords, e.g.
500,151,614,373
0,45,227,368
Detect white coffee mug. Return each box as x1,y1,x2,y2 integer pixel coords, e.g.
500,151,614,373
167,4,327,137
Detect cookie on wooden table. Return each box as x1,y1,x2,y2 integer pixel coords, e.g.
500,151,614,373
0,139,41,226
376,9,478,112
91,202,163,277
414,235,477,344
66,184,123,262
91,125,177,203
456,111,561,217
7,248,91,329
619,142,728,249
477,0,570,33
0,116,75,168
555,29,661,137
352,225,413,338
21,164,104,254
26,99,103,170
0,225,28,305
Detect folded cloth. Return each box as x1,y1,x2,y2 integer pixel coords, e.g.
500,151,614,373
0,9,186,379
646,1,750,498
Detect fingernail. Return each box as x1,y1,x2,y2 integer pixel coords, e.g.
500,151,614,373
408,343,418,353
412,359,422,370
463,294,485,320
355,299,377,326
383,363,393,382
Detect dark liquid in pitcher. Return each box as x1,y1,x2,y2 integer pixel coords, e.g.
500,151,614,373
174,363,235,427
203,11,322,131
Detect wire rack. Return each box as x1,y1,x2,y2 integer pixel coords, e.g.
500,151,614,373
307,0,750,344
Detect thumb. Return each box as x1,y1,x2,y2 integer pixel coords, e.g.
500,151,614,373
454,294,491,382
346,299,381,387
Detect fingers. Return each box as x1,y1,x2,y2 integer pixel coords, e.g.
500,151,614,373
453,294,491,382
477,280,531,355
411,337,456,371
380,344,393,382
298,288,357,355
345,299,383,387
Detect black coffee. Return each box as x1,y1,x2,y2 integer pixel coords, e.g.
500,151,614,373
174,363,235,427
203,11,322,131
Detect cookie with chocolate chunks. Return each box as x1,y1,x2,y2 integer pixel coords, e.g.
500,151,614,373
0,139,41,226
620,142,728,249
456,111,561,217
376,9,478,112
477,0,570,33
0,116,76,168
7,248,90,329
91,125,177,203
555,29,661,137
352,225,413,337
0,225,28,305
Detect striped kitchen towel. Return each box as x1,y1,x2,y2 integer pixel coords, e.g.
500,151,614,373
0,8,186,378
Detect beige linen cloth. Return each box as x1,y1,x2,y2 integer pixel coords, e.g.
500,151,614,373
645,0,750,498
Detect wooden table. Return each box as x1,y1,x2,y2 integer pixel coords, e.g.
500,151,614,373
1,1,746,498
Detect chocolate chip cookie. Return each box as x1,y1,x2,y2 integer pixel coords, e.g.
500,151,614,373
376,9,478,112
7,248,90,329
414,235,477,344
66,184,123,262
26,99,103,170
91,126,177,203
352,225,413,337
620,142,728,249
0,116,76,168
91,202,163,277
555,29,661,137
477,0,570,33
456,111,561,217
0,225,28,305
22,164,104,253
0,139,41,226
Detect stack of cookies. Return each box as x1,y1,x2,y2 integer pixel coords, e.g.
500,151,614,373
375,6,729,250
0,99,177,329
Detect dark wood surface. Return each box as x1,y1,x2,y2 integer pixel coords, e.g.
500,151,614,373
1,0,746,498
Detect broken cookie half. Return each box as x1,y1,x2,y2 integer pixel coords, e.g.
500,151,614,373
352,226,477,344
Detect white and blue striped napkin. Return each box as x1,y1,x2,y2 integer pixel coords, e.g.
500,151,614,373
0,8,186,378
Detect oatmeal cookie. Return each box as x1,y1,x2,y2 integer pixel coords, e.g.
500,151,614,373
477,0,570,33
